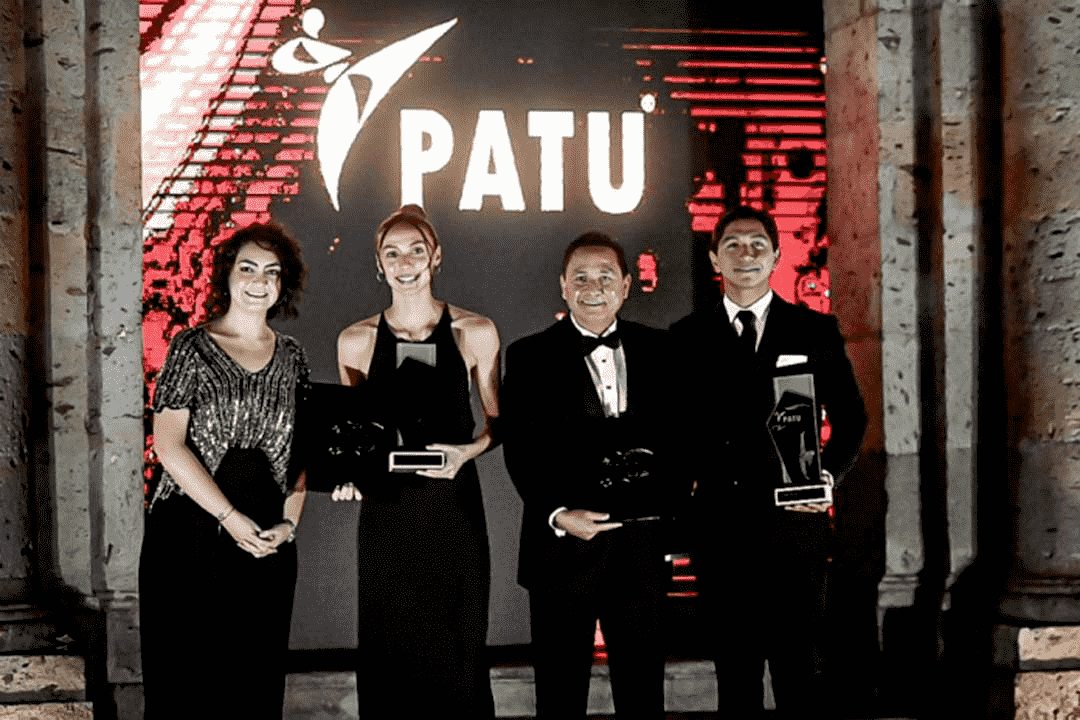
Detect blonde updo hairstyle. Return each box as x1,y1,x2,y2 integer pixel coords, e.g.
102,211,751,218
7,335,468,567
373,204,441,274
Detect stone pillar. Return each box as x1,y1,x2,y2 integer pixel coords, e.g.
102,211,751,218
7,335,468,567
18,0,144,711
823,1,908,712
85,0,144,696
999,1,1080,619
825,0,991,710
826,0,927,623
938,0,981,597
0,0,35,612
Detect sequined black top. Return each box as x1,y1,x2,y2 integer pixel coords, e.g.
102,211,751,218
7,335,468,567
150,326,310,511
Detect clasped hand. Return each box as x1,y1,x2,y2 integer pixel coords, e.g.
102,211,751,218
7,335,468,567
220,511,288,558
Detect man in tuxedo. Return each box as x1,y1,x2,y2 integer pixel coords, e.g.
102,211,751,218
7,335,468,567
671,205,866,717
503,232,683,719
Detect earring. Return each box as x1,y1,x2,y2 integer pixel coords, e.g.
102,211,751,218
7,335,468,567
433,264,442,275
376,269,385,283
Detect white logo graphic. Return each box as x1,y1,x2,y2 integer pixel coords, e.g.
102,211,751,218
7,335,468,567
271,9,457,210
271,9,644,215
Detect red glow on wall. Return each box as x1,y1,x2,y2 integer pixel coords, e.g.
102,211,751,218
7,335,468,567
745,123,823,134
674,90,826,103
622,27,807,37
679,59,818,70
690,107,826,118
623,43,817,54
664,75,740,85
637,251,659,293
746,76,822,86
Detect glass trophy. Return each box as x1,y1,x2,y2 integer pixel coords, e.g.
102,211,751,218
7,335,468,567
389,342,446,472
767,373,832,506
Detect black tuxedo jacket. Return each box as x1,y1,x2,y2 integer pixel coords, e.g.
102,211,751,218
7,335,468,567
502,316,684,590
670,296,866,535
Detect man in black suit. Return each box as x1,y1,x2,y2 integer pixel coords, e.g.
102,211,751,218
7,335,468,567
503,232,682,719
671,206,866,718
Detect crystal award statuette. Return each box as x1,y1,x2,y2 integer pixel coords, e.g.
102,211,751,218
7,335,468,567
388,342,446,471
767,373,832,506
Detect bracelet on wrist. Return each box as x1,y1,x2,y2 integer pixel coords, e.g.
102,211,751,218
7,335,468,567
282,518,297,543
216,505,235,523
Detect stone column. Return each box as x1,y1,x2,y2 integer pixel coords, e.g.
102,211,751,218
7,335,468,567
826,0,927,624
938,0,981,598
999,0,1080,621
825,0,990,709
85,0,144,694
0,0,35,614
19,0,144,710
989,0,1080,688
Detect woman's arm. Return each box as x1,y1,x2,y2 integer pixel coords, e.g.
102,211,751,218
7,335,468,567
331,323,378,500
337,322,377,386
153,408,278,557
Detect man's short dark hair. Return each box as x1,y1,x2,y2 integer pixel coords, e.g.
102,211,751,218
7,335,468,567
710,205,780,254
562,231,629,276
204,222,307,321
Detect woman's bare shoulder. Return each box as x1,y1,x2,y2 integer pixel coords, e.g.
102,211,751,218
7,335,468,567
337,315,380,355
447,304,499,351
447,303,495,331
338,314,380,341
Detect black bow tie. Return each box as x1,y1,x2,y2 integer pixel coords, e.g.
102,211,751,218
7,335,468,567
582,332,621,355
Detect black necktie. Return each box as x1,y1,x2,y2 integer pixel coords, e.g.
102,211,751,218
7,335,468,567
736,310,757,353
582,331,621,355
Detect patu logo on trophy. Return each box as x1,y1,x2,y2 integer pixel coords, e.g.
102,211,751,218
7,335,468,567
767,373,832,506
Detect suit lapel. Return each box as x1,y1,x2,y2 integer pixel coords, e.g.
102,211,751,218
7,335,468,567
755,295,791,370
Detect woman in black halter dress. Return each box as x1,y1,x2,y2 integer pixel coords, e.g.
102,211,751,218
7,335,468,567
335,205,500,718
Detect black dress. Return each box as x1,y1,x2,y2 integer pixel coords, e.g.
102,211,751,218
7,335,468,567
355,306,494,718
139,327,309,720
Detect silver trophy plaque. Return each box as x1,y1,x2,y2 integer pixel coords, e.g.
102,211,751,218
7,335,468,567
388,450,447,472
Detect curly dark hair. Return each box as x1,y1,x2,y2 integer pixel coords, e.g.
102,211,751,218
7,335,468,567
203,223,307,322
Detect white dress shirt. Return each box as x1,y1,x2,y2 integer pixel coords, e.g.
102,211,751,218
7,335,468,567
723,289,774,352
549,315,628,536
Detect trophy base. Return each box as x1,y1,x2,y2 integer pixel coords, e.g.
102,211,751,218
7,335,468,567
774,483,832,507
388,450,446,472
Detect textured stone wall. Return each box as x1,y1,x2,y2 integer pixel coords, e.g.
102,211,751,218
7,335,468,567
6,0,144,687
1001,0,1080,620
0,0,33,604
938,0,983,588
826,0,929,613
19,0,143,606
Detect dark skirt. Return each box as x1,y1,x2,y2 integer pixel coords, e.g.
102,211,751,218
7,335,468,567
139,458,296,720
356,463,494,718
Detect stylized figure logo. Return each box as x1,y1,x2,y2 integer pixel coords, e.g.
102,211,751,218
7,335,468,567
271,9,458,210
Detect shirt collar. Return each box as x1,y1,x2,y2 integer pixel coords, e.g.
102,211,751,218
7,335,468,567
723,289,774,325
568,313,618,339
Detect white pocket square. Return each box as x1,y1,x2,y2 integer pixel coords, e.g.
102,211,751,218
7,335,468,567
776,354,808,368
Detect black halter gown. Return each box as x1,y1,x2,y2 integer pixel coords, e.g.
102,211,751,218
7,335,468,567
355,306,494,717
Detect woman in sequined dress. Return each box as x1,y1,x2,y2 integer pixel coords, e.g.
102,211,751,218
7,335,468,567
139,223,309,719
334,204,500,718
